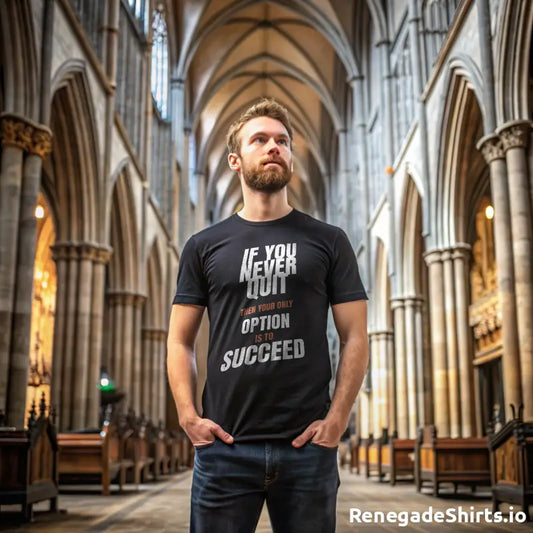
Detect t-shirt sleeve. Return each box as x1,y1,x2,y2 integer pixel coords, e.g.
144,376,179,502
327,229,368,305
173,236,208,306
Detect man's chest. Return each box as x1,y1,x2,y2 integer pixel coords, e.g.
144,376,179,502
202,237,332,300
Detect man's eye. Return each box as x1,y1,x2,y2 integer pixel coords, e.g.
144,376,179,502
253,137,265,143
278,139,288,145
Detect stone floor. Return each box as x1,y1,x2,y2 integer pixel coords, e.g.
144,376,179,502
1,467,531,532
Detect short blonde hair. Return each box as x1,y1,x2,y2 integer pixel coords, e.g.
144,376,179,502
226,98,293,154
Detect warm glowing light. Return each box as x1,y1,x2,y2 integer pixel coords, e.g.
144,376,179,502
35,205,45,219
485,205,494,220
35,270,43,280
42,281,48,289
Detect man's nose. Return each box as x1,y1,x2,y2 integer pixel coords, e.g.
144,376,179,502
265,138,279,153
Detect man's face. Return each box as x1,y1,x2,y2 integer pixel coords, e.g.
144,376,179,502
229,116,293,193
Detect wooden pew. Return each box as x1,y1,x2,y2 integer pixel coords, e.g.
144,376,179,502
350,435,360,474
415,425,490,496
381,436,415,486
147,421,169,480
58,419,133,495
368,431,385,480
0,399,58,520
358,435,372,477
166,430,183,474
122,413,154,484
488,408,533,521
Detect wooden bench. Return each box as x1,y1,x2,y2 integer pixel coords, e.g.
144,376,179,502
58,420,133,495
381,437,415,485
166,430,182,474
0,399,58,520
122,415,154,484
488,408,533,521
415,425,490,496
368,432,385,480
350,435,359,473
147,421,169,479
357,436,372,477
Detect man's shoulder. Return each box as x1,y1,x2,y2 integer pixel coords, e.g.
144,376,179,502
189,215,237,243
294,211,346,238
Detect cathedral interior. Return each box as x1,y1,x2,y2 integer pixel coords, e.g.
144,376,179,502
0,0,533,524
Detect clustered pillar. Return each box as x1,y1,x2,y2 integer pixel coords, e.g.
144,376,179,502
142,328,167,424
0,114,52,427
477,126,529,421
51,243,111,430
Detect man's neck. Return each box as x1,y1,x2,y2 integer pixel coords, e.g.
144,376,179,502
238,188,292,222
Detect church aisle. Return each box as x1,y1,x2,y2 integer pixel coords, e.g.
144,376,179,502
1,467,530,532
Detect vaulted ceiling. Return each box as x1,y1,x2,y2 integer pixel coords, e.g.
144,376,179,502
170,0,378,221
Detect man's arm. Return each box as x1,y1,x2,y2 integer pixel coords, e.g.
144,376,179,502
292,300,369,448
167,303,234,446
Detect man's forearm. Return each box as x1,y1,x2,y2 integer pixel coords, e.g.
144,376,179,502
325,335,369,430
167,341,200,424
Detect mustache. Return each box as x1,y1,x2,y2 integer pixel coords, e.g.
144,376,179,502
260,157,288,169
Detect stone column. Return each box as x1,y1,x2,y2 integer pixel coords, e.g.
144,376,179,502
477,135,522,419
369,332,380,437
0,115,30,415
61,244,80,428
50,245,68,429
6,126,52,427
159,333,167,424
441,249,460,437
337,129,349,221
121,293,135,409
70,245,96,429
497,120,533,420
391,299,408,437
141,328,151,417
86,247,111,427
404,297,419,437
452,244,474,436
151,330,160,422
424,250,450,436
109,293,124,386
131,294,146,415
384,331,395,435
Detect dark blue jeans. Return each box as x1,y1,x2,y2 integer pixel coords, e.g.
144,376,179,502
190,439,339,533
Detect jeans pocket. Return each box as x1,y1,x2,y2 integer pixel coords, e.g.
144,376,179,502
194,439,217,450
308,441,338,451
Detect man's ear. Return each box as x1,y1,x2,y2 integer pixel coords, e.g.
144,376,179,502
228,153,241,172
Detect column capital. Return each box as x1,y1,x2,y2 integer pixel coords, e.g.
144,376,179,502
29,126,53,158
79,243,99,261
1,114,33,151
50,241,76,262
451,242,471,260
476,133,505,163
423,249,442,265
404,296,424,308
347,75,364,87
440,249,453,262
390,297,405,311
496,120,532,152
133,293,147,308
94,246,113,265
142,328,167,341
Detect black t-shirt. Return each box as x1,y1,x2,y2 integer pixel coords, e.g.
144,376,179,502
173,209,367,442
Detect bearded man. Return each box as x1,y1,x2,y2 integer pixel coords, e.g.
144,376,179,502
167,98,369,533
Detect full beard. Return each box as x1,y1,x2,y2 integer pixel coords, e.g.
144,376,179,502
242,160,291,193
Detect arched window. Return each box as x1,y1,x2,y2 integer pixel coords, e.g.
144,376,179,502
151,7,169,118
128,0,149,32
